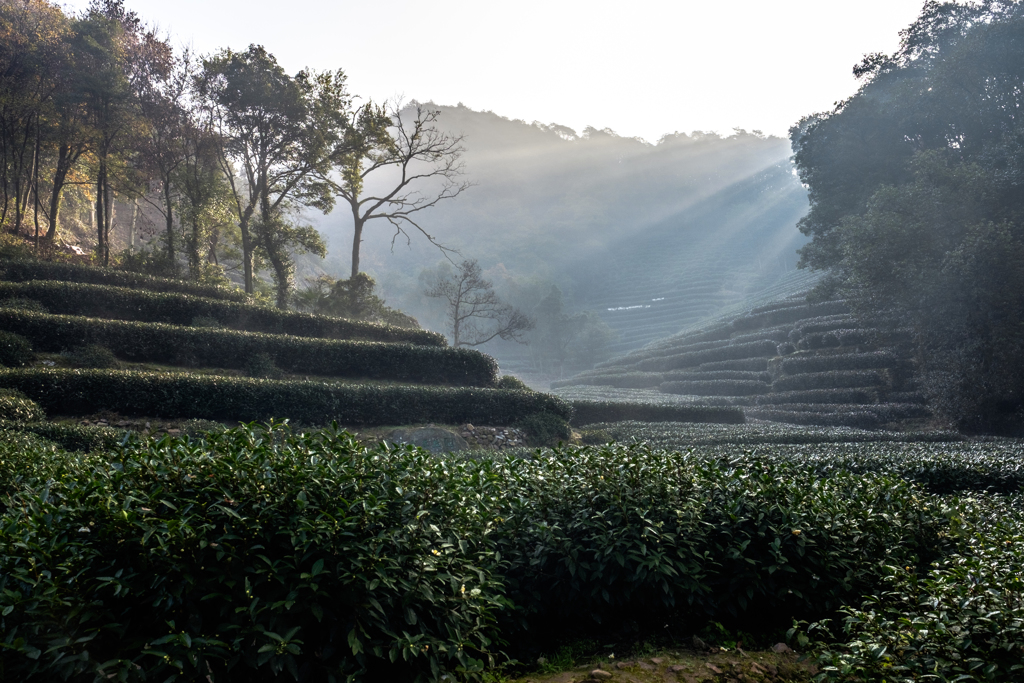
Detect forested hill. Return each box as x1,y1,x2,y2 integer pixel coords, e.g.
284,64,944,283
317,104,810,354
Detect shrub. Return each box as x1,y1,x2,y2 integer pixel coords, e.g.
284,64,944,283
697,357,769,372
0,309,495,386
663,370,771,382
772,370,887,393
495,374,531,391
578,428,612,445
0,331,32,367
245,352,282,379
0,258,248,301
181,418,227,438
0,369,571,426
66,344,119,369
190,315,222,328
0,426,946,681
0,296,46,313
745,408,883,429
0,390,43,422
569,400,744,426
777,351,902,375
514,411,573,446
0,280,444,346
659,379,771,396
13,422,125,452
755,388,879,405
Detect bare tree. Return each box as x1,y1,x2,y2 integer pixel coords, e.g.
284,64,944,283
334,101,469,278
425,259,533,347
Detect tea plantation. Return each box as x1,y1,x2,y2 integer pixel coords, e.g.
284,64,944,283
0,259,1022,682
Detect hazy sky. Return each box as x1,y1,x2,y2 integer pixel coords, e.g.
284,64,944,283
61,0,926,142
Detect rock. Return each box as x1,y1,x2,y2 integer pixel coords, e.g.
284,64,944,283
668,665,686,673
706,663,723,674
615,661,633,669
692,635,710,651
637,662,655,671
771,642,793,654
387,427,469,453
590,670,612,680
651,657,665,665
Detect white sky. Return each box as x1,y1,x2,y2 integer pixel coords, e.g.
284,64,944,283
60,0,926,142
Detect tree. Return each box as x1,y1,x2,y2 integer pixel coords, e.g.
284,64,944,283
530,285,614,376
790,0,1024,431
333,101,469,278
425,259,532,347
294,272,419,328
200,45,346,306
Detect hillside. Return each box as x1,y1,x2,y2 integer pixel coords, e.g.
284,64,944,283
554,286,932,430
313,104,810,359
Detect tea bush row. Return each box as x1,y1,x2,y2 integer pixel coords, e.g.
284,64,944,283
813,494,1024,681
0,258,248,302
0,280,444,346
0,309,494,385
659,379,770,396
0,369,570,426
745,408,886,429
662,370,771,383
0,425,945,681
772,370,887,392
0,388,42,422
754,388,880,405
775,351,902,375
569,400,744,425
634,340,778,373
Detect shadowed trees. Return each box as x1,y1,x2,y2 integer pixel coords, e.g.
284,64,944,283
791,0,1024,431
425,259,532,348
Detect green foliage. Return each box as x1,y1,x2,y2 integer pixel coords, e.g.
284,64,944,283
0,258,248,302
578,428,612,445
495,375,531,391
12,421,126,453
0,279,444,346
245,351,282,380
0,423,508,682
0,368,571,426
569,400,744,426
180,418,227,438
513,411,572,446
296,273,420,329
0,389,43,422
0,297,46,314
66,343,119,369
0,425,957,681
0,308,494,385
814,495,1024,682
790,3,1024,432
659,379,770,397
0,331,32,367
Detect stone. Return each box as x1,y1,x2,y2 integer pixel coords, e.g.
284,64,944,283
615,661,633,669
387,427,469,453
771,642,793,654
637,662,655,671
668,665,686,673
706,663,723,674
590,670,612,680
651,657,665,665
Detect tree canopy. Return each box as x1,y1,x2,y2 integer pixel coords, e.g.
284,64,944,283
791,0,1024,431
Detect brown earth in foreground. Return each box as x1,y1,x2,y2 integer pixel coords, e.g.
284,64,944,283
508,648,816,683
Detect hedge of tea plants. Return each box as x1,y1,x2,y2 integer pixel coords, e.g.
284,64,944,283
0,280,444,346
568,399,744,425
0,258,248,302
0,309,493,385
0,424,948,682
0,369,570,426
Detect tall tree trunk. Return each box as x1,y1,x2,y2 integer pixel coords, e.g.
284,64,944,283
32,122,40,248
128,197,138,254
46,146,71,241
350,211,363,278
240,214,253,293
163,178,175,271
96,156,107,264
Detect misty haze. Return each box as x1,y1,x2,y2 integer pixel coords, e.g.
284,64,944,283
2,1,1024,681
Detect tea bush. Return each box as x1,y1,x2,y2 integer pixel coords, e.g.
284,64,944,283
67,343,120,369
0,296,46,313
0,280,442,345
513,411,573,446
0,331,32,367
773,370,886,392
0,369,571,426
12,421,126,452
659,379,771,396
777,351,901,375
0,388,43,422
0,258,248,301
245,351,283,379
569,400,744,425
0,424,950,681
814,495,1024,682
0,309,494,385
